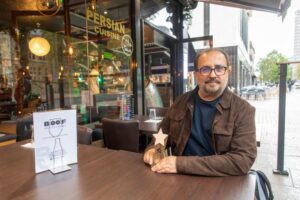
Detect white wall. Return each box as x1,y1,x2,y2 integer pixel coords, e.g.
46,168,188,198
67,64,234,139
188,3,250,55
210,4,241,47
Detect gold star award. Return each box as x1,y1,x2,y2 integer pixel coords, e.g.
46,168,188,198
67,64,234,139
152,128,168,166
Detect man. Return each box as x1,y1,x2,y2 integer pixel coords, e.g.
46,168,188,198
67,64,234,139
143,48,257,176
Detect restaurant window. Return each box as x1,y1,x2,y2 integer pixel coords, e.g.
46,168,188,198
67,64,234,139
0,16,67,114
0,0,133,122
146,7,175,38
67,0,133,123
142,1,178,108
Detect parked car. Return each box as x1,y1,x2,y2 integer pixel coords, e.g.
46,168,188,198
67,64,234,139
240,85,266,100
240,86,256,99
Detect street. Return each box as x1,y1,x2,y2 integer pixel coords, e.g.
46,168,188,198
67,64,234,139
249,88,300,199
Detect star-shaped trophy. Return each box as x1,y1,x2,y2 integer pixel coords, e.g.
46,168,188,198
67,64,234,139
152,128,168,166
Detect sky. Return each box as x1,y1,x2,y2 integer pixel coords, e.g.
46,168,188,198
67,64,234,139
249,0,300,67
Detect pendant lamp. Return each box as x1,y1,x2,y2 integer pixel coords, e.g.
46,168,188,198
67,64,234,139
28,36,51,57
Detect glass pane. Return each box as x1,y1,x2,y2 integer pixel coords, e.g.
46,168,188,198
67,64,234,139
68,0,132,123
0,0,132,123
146,7,175,38
0,13,65,115
183,41,211,92
184,3,205,39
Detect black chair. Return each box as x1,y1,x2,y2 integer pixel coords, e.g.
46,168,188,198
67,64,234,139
16,114,33,142
86,106,100,123
146,107,169,117
102,117,139,152
77,125,93,145
98,106,120,122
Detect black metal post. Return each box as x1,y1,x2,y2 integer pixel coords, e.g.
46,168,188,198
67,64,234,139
131,0,143,115
58,79,65,109
173,5,184,98
45,82,54,110
273,63,289,176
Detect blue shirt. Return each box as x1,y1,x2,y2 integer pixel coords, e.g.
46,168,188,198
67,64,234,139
183,94,220,156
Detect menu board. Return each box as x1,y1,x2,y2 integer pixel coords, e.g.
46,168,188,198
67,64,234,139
33,110,77,173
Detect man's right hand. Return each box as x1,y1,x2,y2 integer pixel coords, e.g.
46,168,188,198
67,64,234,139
143,148,156,165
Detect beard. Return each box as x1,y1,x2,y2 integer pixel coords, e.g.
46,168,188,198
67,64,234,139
202,78,226,96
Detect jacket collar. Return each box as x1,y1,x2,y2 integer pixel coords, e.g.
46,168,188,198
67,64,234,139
187,86,232,110
218,88,232,109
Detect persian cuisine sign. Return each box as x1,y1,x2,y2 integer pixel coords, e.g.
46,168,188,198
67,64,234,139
86,8,133,56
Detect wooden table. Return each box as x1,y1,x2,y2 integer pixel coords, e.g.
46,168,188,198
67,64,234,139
0,142,255,200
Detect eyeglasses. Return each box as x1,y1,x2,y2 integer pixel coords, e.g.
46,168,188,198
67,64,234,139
195,65,228,76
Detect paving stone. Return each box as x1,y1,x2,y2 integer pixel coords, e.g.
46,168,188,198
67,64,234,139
271,184,299,200
248,89,300,199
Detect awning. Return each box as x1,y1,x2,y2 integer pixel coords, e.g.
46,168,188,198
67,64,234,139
197,0,291,19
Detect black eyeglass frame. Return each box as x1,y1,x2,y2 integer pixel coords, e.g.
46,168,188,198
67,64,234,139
194,65,229,76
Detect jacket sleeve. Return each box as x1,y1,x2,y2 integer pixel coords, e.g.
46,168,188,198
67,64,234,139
176,105,257,176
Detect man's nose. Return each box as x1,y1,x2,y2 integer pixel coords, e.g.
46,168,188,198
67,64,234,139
208,69,217,77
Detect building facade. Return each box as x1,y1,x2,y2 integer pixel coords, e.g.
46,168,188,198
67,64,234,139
186,3,255,93
294,10,300,61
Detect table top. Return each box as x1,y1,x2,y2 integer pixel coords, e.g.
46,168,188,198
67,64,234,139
0,142,255,200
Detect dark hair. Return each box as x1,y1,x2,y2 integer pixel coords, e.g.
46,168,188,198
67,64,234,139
194,48,230,70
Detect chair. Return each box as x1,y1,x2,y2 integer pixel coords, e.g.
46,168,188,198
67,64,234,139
146,107,169,117
86,106,100,123
16,114,33,142
98,106,120,122
77,125,93,145
0,113,10,122
102,117,139,152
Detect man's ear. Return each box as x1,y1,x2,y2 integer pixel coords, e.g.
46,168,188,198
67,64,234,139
228,65,232,73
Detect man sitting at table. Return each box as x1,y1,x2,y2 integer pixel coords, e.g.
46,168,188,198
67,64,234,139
143,48,257,176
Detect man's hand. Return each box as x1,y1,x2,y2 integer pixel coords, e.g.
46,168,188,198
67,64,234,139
151,156,177,174
143,148,156,165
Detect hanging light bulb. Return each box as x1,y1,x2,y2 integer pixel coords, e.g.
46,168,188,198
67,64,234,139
90,0,97,10
28,23,50,57
29,36,51,56
68,45,74,56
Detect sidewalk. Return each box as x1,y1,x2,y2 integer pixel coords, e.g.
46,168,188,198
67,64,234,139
249,89,300,200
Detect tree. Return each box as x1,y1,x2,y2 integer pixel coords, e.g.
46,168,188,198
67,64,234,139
295,64,300,80
257,50,288,83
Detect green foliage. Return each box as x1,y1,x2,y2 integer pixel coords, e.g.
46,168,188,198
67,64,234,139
295,64,300,80
257,50,288,83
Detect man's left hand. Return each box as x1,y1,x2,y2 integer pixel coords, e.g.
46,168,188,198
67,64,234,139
151,156,177,173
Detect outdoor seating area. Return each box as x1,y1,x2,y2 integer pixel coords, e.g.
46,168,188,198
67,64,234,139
0,0,298,199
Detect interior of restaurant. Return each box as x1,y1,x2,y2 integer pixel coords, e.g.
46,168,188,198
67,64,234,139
3,0,282,147
0,0,196,147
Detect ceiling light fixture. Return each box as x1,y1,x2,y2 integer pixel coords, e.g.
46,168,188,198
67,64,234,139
28,23,50,57
90,0,97,11
36,0,63,16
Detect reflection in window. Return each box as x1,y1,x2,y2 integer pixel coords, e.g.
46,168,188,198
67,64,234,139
146,7,175,37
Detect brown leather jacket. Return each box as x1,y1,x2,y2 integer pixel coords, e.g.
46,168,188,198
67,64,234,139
160,87,257,176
